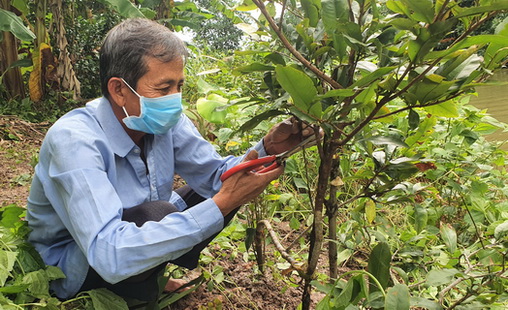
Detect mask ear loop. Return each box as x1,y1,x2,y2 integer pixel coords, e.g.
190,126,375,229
120,78,142,97
122,106,130,118
120,78,142,118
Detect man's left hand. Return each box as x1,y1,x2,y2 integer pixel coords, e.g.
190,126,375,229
263,117,317,155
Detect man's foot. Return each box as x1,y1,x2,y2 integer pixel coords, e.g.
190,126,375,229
164,278,190,293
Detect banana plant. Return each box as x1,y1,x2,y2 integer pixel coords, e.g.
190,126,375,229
0,3,35,99
1,0,149,103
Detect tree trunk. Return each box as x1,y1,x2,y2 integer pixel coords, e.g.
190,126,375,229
302,138,337,310
327,156,341,281
0,0,25,99
254,223,266,273
51,0,81,99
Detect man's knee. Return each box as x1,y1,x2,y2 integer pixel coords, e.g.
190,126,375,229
122,200,179,227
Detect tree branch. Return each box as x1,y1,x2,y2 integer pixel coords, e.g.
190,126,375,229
251,0,343,89
257,220,306,278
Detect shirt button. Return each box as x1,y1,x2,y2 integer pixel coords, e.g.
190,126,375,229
133,148,140,154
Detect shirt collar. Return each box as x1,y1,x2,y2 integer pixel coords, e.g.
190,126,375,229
95,97,136,158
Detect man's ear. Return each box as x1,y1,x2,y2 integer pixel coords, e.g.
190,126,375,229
108,77,127,107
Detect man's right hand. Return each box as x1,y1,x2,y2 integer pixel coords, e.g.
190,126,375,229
212,150,283,216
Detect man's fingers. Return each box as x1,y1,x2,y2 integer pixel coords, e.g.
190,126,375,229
302,126,313,136
243,150,258,162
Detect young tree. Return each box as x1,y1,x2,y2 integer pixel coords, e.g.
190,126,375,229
231,0,508,308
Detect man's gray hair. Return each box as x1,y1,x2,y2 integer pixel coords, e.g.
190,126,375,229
100,18,188,98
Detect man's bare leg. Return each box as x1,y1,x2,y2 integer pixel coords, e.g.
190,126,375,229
164,278,190,293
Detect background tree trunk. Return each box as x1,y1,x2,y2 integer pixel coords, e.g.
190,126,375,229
0,0,25,99
51,0,81,100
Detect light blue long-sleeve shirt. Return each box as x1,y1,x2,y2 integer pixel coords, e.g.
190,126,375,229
26,97,266,299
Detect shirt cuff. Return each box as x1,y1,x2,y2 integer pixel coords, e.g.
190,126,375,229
169,191,187,211
253,139,268,157
185,198,224,239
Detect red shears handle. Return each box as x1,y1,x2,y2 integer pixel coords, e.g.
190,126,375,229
220,155,277,182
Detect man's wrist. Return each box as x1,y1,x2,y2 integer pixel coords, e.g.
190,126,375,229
256,138,269,156
212,193,236,216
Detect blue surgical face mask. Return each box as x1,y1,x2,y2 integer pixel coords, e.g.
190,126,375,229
120,78,183,135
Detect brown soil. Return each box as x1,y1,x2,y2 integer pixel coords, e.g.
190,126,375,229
0,116,46,207
0,116,323,309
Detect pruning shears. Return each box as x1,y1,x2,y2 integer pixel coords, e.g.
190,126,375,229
220,135,318,182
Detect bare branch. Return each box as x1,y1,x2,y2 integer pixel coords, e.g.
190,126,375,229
257,220,307,278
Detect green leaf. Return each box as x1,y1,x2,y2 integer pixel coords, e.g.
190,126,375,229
301,0,320,27
0,284,29,294
424,101,459,118
484,17,508,69
412,76,455,104
196,78,218,95
440,223,457,253
385,162,419,180
23,270,50,296
392,267,409,284
459,129,480,145
316,295,332,310
196,94,229,124
265,53,286,66
0,206,24,228
334,278,355,308
275,66,317,111
410,297,442,310
238,110,285,132
87,288,129,310
405,0,434,23
454,3,508,18
368,242,391,290
0,250,17,286
426,268,459,286
414,205,428,233
408,40,421,62
0,9,35,41
244,227,256,251
477,248,503,267
388,18,418,31
494,220,508,240
386,0,412,18
321,0,349,35
289,217,301,230
337,249,353,265
474,122,500,135
45,266,65,281
350,67,397,88
236,0,258,11
97,0,145,18
408,109,420,130
365,200,376,224
387,0,434,23
427,35,508,59
319,89,356,99
16,244,46,273
234,63,275,74
405,116,436,149
139,8,156,19
435,47,480,80
385,284,410,310
309,101,323,118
